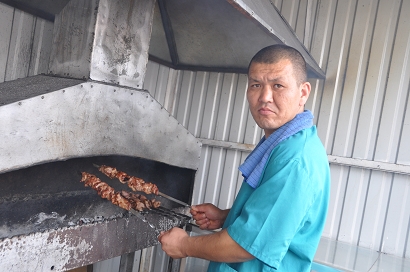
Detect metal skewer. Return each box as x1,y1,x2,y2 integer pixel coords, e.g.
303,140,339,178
92,163,191,207
158,192,190,207
129,209,160,235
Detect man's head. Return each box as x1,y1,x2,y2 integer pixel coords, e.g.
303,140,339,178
247,44,311,138
248,44,308,85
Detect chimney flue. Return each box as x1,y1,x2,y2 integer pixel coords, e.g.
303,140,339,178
48,0,155,89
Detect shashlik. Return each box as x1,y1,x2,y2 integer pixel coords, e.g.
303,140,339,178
97,165,159,195
80,172,160,211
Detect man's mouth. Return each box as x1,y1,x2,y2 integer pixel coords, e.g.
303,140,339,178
258,107,273,115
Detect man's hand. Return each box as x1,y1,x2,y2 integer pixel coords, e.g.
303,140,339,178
158,227,254,262
190,203,230,230
158,227,189,259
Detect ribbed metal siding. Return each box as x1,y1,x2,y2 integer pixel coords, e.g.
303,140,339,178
309,0,410,258
0,2,53,83
145,0,410,261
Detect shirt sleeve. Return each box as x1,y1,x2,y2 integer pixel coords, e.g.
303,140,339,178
227,158,319,269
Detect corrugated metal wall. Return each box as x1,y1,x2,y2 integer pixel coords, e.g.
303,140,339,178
2,0,410,270
0,2,53,82
311,0,410,259
144,0,410,262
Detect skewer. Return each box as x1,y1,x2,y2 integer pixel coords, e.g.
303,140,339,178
158,192,190,207
129,209,160,236
93,163,190,207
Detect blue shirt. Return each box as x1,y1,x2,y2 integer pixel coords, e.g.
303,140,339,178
208,126,330,271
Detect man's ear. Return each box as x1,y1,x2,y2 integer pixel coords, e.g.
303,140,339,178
299,82,311,106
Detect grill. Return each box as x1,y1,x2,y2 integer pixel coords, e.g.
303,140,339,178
0,0,324,271
0,71,201,270
0,155,195,270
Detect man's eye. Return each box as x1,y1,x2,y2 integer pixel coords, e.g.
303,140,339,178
274,84,283,88
251,84,261,88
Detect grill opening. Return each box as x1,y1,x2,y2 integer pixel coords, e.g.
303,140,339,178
0,155,195,239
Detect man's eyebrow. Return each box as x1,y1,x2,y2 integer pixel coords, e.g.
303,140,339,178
248,77,259,82
248,76,283,82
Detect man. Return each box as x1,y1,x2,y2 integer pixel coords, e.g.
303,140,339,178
158,44,330,271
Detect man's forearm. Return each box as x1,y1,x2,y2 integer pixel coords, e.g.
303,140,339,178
184,229,254,263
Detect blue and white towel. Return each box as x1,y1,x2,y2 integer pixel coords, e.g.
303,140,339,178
239,110,314,188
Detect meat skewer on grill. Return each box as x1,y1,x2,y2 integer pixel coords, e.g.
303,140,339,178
121,190,161,210
95,164,159,195
81,168,189,235
94,164,190,207
80,172,160,211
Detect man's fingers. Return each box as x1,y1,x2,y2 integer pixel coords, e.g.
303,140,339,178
192,211,207,220
158,231,166,242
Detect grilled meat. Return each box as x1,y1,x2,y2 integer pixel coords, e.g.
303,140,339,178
97,165,159,195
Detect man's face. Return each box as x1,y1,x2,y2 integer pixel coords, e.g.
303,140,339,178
247,59,311,138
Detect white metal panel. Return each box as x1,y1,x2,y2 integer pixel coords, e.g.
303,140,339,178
280,0,299,31
191,146,212,205
316,0,356,152
397,91,410,165
360,171,393,250
337,167,369,244
138,247,155,272
191,72,224,205
28,18,53,76
175,70,195,128
305,0,410,260
203,147,226,205
150,64,171,107
227,74,248,143
218,149,244,209
353,0,401,161
305,0,332,120
382,174,410,256
199,72,223,139
309,0,336,69
321,164,348,239
5,9,35,81
187,71,208,136
214,74,237,141
0,5,52,83
93,256,120,272
374,0,410,164
308,0,337,148
144,61,183,116
131,250,142,272
351,0,407,256
331,0,377,157
151,245,170,272
144,60,160,93
304,0,318,50
294,0,306,43
0,3,13,83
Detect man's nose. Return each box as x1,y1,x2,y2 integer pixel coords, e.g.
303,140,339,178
259,86,273,103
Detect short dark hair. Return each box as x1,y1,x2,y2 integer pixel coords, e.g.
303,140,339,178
248,44,307,84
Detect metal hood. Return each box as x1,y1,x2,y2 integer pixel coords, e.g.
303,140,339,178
0,0,202,173
1,0,325,79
